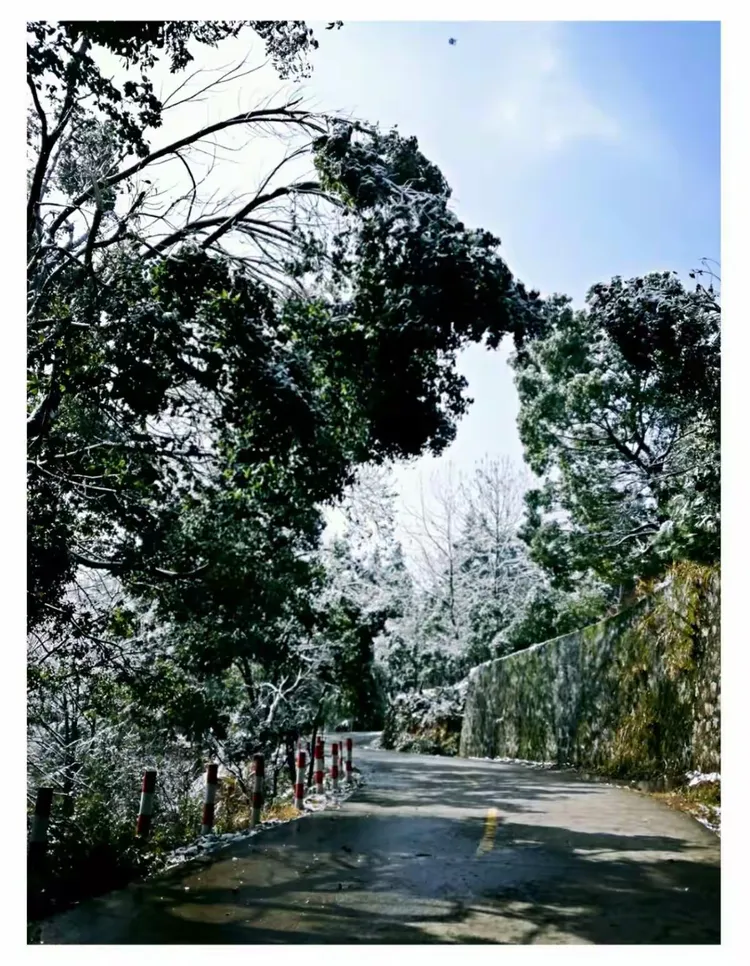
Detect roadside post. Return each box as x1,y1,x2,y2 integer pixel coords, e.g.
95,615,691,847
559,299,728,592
294,750,306,810
315,739,325,794
136,769,157,838
346,737,353,784
331,742,339,792
201,763,219,835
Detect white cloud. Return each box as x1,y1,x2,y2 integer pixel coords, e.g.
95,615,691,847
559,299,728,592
484,26,622,152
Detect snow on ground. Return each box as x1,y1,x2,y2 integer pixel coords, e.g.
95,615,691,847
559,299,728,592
686,771,721,787
467,755,557,769
346,731,382,749
161,773,365,872
693,804,721,835
685,772,721,836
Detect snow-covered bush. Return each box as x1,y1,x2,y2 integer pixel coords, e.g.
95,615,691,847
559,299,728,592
381,680,467,755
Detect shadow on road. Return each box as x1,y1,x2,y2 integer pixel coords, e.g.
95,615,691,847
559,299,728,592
42,810,719,944
37,748,720,945
361,763,607,814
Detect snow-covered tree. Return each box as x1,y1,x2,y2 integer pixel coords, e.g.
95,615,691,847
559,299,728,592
511,271,720,592
401,459,546,669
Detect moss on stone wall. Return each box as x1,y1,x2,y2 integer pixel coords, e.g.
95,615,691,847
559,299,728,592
460,564,720,782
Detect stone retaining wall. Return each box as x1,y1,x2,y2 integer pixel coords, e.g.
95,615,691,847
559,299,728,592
459,566,720,781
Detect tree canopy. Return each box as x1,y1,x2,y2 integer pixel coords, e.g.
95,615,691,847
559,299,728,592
27,23,537,636
512,270,720,592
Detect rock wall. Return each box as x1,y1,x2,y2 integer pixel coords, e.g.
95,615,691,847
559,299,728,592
459,565,720,781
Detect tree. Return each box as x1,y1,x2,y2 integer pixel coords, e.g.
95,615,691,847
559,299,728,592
512,270,720,593
27,24,538,636
403,465,466,656
27,21,340,166
317,468,408,721
28,22,553,919
398,458,550,677
456,457,540,661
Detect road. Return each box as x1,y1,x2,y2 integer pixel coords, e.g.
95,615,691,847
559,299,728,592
38,734,720,944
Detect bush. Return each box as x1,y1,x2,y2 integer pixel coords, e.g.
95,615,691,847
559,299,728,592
381,681,467,756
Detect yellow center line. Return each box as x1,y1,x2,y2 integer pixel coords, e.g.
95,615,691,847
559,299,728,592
476,807,499,856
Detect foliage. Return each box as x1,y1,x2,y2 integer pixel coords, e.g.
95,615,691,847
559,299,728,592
496,577,615,655
28,21,339,161
325,459,615,704
397,459,578,673
27,710,204,919
512,271,720,592
28,41,535,632
313,124,542,456
315,470,412,726
604,561,721,779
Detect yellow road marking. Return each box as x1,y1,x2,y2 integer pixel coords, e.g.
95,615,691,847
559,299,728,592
476,807,499,856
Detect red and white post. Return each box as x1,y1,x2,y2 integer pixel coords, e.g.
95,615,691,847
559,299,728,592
28,787,53,865
251,754,264,827
201,763,219,835
136,769,157,838
294,749,306,810
331,741,339,792
345,737,353,784
314,739,324,794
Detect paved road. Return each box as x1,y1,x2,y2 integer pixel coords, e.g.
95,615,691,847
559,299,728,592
39,734,720,944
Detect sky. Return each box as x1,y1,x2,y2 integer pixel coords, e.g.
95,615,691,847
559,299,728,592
96,20,720,539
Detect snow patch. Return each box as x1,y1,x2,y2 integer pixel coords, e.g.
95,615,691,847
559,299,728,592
686,771,721,787
468,755,556,769
693,803,721,836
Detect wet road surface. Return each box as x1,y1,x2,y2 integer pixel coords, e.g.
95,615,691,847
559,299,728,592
39,734,720,944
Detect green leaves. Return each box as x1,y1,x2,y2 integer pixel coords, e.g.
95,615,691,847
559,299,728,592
310,125,538,462
512,272,720,591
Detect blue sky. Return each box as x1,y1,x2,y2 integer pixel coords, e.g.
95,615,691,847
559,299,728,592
301,21,720,519
309,21,719,298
